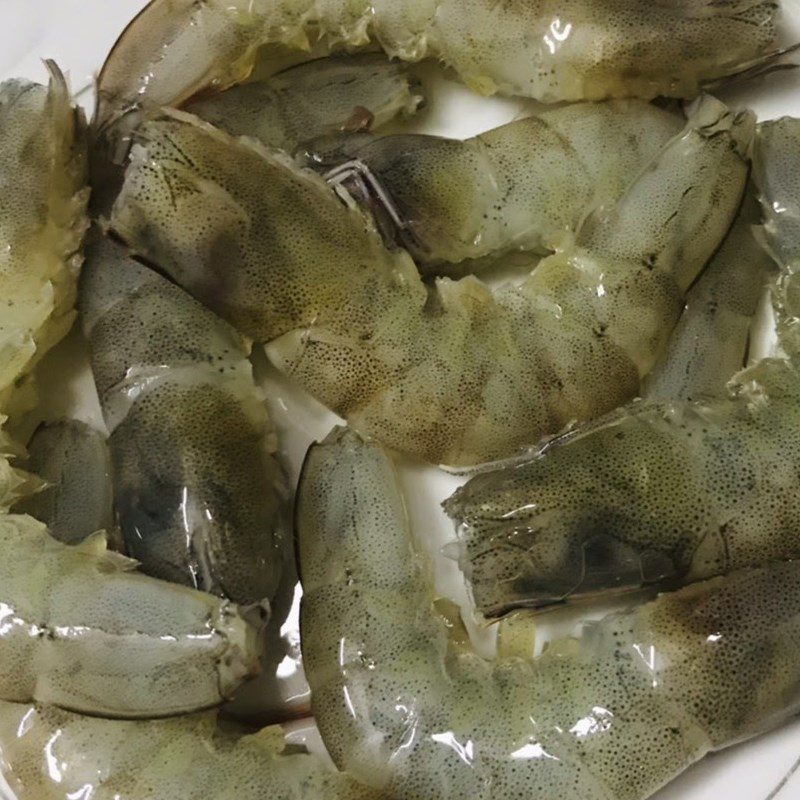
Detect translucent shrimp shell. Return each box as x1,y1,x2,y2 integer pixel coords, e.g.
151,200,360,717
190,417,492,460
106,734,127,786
0,63,89,416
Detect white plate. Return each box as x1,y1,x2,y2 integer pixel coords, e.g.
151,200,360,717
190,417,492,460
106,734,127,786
2,3,800,799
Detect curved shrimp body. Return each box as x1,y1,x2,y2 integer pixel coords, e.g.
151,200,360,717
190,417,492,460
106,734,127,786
187,53,424,152
753,118,800,355
308,101,684,270
643,190,773,402
14,420,115,547
444,114,800,616
81,237,287,608
112,97,751,465
299,427,800,800
94,0,781,156
0,703,381,800
0,514,260,718
0,63,89,416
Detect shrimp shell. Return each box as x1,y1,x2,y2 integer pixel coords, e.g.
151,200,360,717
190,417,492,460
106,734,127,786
0,514,261,719
0,702,381,800
81,236,288,608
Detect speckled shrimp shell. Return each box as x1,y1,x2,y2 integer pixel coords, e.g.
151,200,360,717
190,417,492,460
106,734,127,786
643,190,774,402
443,123,800,618
93,0,788,164
0,514,261,719
187,53,425,151
0,702,381,800
298,427,800,800
111,96,751,466
305,100,684,272
80,236,288,610
15,420,116,547
0,62,88,417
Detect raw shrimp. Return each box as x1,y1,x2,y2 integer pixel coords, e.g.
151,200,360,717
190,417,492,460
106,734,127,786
81,236,288,609
112,97,752,465
299,426,800,800
14,420,116,546
0,702,380,800
93,0,789,164
307,100,683,271
444,125,800,617
187,53,424,152
643,191,773,402
0,62,89,417
0,513,260,719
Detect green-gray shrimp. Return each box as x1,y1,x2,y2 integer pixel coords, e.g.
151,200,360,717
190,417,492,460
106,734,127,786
299,427,800,800
111,97,751,466
0,514,260,719
187,53,424,151
93,0,790,166
0,702,380,800
81,236,288,610
0,63,88,417
306,101,683,271
444,118,800,617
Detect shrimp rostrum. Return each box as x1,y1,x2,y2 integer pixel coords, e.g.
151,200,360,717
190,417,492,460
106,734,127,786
445,119,800,618
299,427,800,800
112,96,752,466
94,0,789,163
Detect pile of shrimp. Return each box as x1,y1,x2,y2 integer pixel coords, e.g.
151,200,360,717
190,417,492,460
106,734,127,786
2,1,800,798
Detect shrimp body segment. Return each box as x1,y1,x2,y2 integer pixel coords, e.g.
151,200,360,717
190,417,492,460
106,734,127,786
15,420,115,547
299,428,800,800
81,237,288,608
188,53,425,152
310,101,684,270
0,514,261,719
112,98,751,465
0,703,381,800
0,64,89,416
94,0,783,157
643,191,773,402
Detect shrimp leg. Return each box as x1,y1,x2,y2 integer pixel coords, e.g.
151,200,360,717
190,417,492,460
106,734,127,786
112,97,752,465
0,702,380,800
299,427,800,800
81,236,288,610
